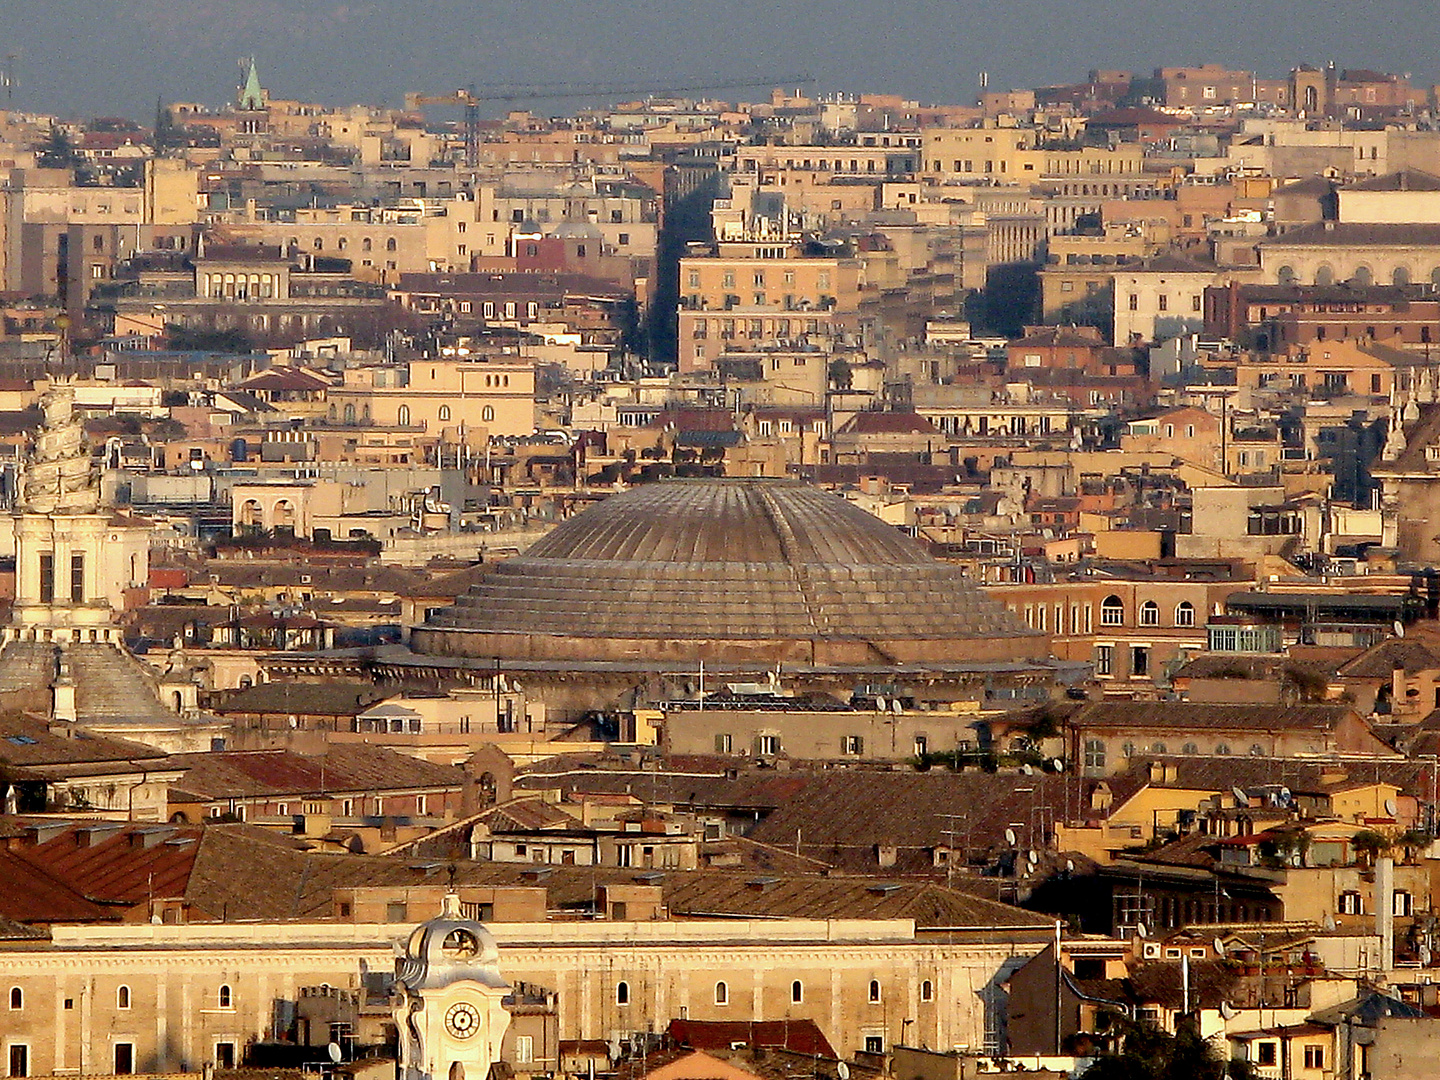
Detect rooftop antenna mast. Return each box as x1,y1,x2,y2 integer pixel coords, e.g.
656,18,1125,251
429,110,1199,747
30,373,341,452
1,55,16,105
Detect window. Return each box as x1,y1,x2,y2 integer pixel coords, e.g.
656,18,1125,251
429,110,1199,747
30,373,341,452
1084,739,1106,771
715,981,728,1005
7,988,18,1010
1183,742,1198,755
1132,646,1149,678
39,554,53,605
514,1036,534,1064
386,237,397,252
215,1043,235,1069
1128,294,1139,311
386,901,408,923
1215,743,1231,756
913,735,928,757
117,985,131,1010
8,1044,27,1078
1304,1046,1325,1070
714,733,732,753
616,981,630,1005
1158,294,1168,312
439,405,450,421
1175,601,1195,627
757,734,780,756
842,735,864,755
791,980,803,1004
397,404,410,426
1095,645,1112,676
865,1037,884,1054
482,406,495,422
920,979,933,1002
1339,890,1363,915
114,1044,134,1075
218,984,232,1008
1394,890,1413,917
1249,744,1265,757
1256,1042,1277,1067
1139,600,1159,626
869,980,881,1003
1100,595,1124,626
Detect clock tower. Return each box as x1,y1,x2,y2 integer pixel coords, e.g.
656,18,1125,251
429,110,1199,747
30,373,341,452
392,894,511,1080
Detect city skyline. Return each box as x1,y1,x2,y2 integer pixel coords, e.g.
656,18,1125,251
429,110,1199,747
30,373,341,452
3,0,1440,119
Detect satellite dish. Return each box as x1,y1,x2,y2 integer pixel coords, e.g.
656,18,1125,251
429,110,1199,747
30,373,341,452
875,697,887,712
1005,828,1017,846
1065,859,1076,873
1232,786,1249,806
1323,914,1337,931
1213,937,1226,956
1385,798,1399,816
1028,850,1039,865
1219,1001,1238,1020
1052,758,1066,773
1395,620,1406,638
891,699,903,715
1279,787,1292,805
1135,922,1148,938
327,1043,343,1064
838,1064,851,1080
1021,764,1034,776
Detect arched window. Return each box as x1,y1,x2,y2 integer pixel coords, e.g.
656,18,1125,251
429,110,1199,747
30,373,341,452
1351,265,1373,287
616,981,629,1006
1215,743,1232,756
8,986,20,1009
920,979,933,1002
438,405,451,421
397,404,410,426
1183,742,1198,755
1152,743,1167,755
868,979,881,1003
118,985,131,1009
362,238,373,253
337,237,348,251
1139,600,1159,626
1122,741,1137,758
791,980,803,1004
218,984,232,1008
386,237,397,252
1277,265,1297,285
1249,744,1266,756
1393,266,1411,286
482,406,495,422
344,403,356,424
714,981,728,1005
313,237,324,251
1315,264,1335,286
1100,595,1124,626
1175,601,1195,627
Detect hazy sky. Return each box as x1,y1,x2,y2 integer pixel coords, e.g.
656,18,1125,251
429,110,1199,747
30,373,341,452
3,0,1436,120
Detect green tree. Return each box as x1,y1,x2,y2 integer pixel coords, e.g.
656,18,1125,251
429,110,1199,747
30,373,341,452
828,357,852,391
1083,1017,1257,1080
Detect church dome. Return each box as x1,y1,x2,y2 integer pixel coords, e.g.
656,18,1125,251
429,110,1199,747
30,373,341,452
413,480,1042,665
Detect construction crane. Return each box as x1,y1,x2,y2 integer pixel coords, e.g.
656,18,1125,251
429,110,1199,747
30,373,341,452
404,74,814,168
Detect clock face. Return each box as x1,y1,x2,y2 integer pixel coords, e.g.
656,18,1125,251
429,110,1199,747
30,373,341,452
445,1002,481,1039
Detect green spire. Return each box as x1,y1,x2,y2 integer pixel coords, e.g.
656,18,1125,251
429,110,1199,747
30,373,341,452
238,57,265,111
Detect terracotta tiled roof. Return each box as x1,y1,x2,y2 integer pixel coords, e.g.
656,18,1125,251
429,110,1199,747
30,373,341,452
157,745,464,799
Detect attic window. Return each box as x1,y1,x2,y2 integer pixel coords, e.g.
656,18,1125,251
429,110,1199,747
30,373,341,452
6,735,36,745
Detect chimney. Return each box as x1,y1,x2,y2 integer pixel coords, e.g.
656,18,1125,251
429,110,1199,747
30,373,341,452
1376,855,1395,969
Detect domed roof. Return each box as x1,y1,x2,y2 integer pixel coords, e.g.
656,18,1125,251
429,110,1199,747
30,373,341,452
417,480,1040,663
396,895,506,991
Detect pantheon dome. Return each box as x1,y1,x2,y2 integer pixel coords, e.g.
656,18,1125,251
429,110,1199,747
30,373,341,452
413,480,1045,665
